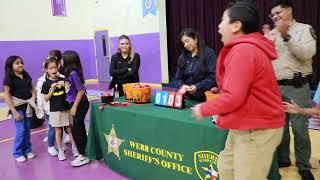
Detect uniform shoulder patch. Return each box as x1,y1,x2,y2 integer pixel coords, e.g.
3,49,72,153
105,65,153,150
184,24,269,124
310,27,317,40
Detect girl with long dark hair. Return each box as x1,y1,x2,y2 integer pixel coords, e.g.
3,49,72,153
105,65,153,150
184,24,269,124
62,50,90,166
3,56,36,162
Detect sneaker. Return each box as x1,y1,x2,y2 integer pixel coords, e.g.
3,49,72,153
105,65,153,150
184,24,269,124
26,152,36,159
43,137,48,143
48,146,58,156
61,144,67,152
298,170,315,180
15,156,27,163
72,145,80,157
71,155,84,165
71,155,90,167
58,150,66,161
63,134,71,144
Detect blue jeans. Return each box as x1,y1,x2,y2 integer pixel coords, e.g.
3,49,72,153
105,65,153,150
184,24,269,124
13,110,32,158
45,115,55,147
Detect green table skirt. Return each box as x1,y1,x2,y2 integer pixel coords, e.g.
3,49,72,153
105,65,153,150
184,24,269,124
87,98,280,180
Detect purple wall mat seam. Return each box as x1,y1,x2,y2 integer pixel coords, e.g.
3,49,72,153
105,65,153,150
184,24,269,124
0,33,162,91
0,39,96,91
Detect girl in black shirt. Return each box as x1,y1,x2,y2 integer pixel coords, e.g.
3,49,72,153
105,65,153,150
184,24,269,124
41,59,78,161
3,55,36,162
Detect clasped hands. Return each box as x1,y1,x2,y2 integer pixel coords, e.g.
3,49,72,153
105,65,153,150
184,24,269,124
50,80,65,91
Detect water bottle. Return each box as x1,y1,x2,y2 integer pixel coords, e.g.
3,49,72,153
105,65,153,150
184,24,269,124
114,84,119,99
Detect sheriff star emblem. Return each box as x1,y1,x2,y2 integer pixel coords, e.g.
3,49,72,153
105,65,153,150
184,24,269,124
104,124,124,160
194,151,219,180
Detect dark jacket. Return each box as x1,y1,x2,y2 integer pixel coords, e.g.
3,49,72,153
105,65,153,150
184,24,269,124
175,47,217,101
109,52,140,95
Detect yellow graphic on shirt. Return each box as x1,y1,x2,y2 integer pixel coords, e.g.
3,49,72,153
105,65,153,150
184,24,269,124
53,90,65,96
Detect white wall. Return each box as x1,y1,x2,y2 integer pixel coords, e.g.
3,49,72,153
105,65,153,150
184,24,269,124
87,0,168,82
158,0,169,83
0,0,169,83
88,0,160,37
0,0,160,40
0,0,90,40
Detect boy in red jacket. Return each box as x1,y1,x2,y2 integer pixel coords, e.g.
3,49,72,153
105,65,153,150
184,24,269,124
192,1,285,179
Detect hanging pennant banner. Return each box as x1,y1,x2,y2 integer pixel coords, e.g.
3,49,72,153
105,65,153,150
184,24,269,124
142,0,157,17
51,0,67,17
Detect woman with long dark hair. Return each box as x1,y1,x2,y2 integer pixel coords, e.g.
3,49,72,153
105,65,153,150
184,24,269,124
175,28,217,102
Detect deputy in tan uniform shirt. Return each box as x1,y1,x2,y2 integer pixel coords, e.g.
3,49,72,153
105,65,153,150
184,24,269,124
272,20,316,80
270,1,317,180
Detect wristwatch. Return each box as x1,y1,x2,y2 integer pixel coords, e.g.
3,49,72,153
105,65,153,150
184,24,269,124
283,34,291,42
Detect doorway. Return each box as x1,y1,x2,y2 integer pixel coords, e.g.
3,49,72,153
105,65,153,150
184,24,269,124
94,30,111,83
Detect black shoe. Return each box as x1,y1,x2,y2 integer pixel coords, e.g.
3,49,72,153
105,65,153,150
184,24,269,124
298,170,315,180
278,161,291,168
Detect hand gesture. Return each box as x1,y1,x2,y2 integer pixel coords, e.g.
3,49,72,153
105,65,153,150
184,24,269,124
13,111,22,121
275,19,290,37
192,104,203,119
50,83,58,90
188,85,197,94
210,87,220,94
57,81,65,88
283,100,300,114
70,105,77,117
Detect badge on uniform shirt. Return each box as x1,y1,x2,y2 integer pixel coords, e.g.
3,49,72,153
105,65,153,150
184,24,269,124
310,27,317,40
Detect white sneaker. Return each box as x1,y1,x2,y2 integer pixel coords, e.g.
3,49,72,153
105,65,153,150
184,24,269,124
58,150,66,161
72,145,80,157
62,144,67,152
43,137,48,143
71,155,90,167
26,152,36,159
15,156,27,163
48,146,58,156
63,134,71,144
71,155,83,165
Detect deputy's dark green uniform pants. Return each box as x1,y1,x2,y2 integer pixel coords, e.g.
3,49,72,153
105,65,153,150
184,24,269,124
277,83,312,170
